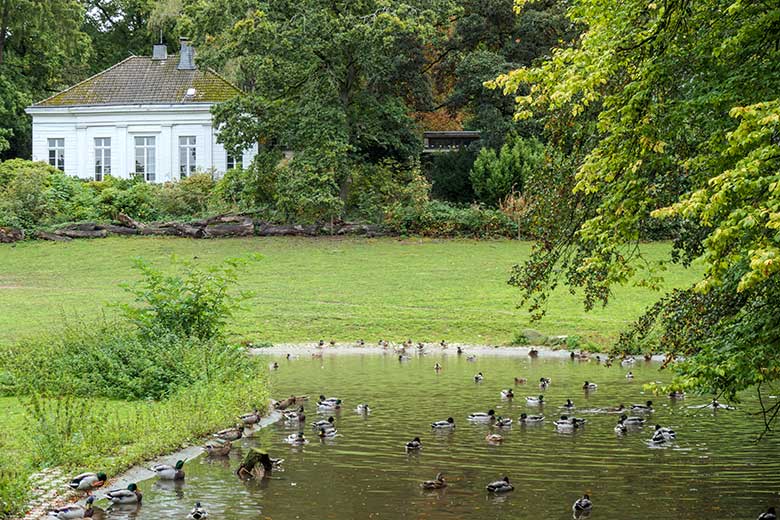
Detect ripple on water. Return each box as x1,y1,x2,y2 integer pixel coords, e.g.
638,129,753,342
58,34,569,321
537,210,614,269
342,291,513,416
124,354,780,520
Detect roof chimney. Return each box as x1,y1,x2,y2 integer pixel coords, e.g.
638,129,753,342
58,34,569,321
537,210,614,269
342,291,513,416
178,37,196,70
152,44,167,60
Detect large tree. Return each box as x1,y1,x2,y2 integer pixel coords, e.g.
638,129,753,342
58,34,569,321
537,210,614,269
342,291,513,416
180,0,458,206
0,0,90,159
493,0,780,435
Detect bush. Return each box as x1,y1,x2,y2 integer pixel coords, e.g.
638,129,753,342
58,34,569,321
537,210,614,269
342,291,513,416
121,256,255,341
347,159,430,223
384,200,518,238
423,147,478,203
470,136,545,206
273,150,344,224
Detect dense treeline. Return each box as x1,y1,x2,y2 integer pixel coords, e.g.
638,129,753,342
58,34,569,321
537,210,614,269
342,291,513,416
494,0,780,433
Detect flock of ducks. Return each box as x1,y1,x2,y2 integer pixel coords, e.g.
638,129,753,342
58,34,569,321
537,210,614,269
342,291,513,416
48,340,775,520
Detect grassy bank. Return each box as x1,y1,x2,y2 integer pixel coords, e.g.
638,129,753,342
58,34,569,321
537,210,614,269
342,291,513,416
0,258,270,518
0,237,700,346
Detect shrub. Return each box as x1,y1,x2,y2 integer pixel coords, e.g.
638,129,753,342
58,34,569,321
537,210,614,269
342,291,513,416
156,172,217,218
273,150,343,224
384,200,518,238
423,147,478,203
347,159,430,223
470,135,545,206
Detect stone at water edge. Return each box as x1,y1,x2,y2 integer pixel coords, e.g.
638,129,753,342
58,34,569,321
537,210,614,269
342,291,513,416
520,328,548,345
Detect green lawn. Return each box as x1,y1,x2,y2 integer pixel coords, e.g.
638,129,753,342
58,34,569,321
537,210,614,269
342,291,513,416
0,236,700,346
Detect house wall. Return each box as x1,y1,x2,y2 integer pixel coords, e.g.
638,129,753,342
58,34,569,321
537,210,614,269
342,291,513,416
26,104,258,182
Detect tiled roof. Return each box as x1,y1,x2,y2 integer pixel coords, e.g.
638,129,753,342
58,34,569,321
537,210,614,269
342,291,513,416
34,56,241,107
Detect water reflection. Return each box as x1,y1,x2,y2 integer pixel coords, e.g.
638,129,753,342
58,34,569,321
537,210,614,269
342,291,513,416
114,353,779,519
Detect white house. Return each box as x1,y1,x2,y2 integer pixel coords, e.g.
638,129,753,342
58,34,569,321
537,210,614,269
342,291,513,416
25,39,256,182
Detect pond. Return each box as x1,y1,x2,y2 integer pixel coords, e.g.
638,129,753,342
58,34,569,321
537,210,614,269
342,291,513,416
104,349,780,519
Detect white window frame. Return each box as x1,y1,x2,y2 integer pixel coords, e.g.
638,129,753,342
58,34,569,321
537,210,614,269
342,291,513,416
179,136,197,179
134,136,156,182
226,151,243,170
94,137,111,181
48,138,65,171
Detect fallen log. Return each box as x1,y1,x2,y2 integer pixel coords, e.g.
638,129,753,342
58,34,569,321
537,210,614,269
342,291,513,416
117,213,144,230
103,224,139,235
35,231,72,242
0,227,24,243
255,223,306,236
204,220,253,238
55,228,108,239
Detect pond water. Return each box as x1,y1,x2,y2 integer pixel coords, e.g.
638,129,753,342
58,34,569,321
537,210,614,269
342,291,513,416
103,351,780,519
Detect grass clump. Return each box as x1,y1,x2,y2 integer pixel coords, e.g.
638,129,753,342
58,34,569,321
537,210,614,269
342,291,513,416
0,255,268,518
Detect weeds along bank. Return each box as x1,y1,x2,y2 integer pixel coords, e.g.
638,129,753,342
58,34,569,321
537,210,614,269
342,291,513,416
0,257,269,518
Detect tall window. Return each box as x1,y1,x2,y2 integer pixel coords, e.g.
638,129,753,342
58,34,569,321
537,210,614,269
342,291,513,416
179,136,196,178
134,136,156,182
227,152,243,170
94,137,111,181
48,138,65,171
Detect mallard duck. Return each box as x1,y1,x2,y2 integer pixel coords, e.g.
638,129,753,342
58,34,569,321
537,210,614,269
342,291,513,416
440,340,448,348
274,395,298,410
668,391,685,399
621,357,636,366
457,346,463,355
240,408,261,425
519,413,544,423
417,342,425,351
651,424,676,443
620,414,645,426
48,496,95,519
398,354,410,362
495,416,513,427
357,339,365,347
270,362,279,370
468,409,495,422
329,339,336,346
379,339,389,348
526,395,544,405
67,472,107,495
485,433,504,443
283,405,305,421
486,476,514,493
151,459,185,480
317,340,325,348
614,418,628,435
573,494,593,513
312,416,335,430
311,352,323,359
355,403,371,414
105,483,142,505
405,437,422,451
317,397,342,410
285,432,308,445
318,427,338,438
214,425,244,441
501,389,514,399
562,399,575,409
554,416,580,431
187,502,208,520
431,417,455,429
528,349,539,358
708,399,735,410
605,404,626,413
474,372,484,382
631,400,654,412
204,438,231,457
582,381,597,390
434,362,442,371
625,371,634,379
758,507,777,520
404,339,413,348
421,473,447,490
539,378,549,390
514,377,528,384
466,355,477,362
318,395,341,404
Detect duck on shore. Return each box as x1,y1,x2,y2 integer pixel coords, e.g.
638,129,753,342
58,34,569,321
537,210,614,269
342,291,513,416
67,472,107,496
204,438,231,457
48,496,95,519
214,425,244,442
